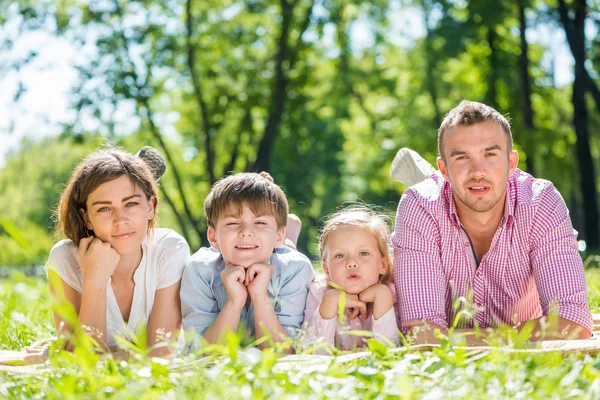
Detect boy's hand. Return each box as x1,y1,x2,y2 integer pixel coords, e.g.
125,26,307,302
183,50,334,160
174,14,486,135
221,264,248,308
359,284,394,320
78,236,120,286
245,263,274,304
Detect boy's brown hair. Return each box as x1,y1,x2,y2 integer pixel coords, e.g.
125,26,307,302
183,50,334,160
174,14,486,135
318,205,393,284
204,173,288,229
57,148,158,245
437,100,512,160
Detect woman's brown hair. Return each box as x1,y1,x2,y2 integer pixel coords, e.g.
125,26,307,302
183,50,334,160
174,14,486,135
57,148,158,245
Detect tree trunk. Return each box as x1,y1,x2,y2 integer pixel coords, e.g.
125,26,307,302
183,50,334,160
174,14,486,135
560,0,599,248
424,10,441,127
485,26,498,109
518,0,536,176
254,0,293,173
186,0,215,184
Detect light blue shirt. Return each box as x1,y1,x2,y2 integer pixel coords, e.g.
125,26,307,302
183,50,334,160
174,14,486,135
180,246,314,345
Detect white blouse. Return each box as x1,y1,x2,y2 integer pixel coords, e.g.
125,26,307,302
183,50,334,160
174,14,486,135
44,228,190,347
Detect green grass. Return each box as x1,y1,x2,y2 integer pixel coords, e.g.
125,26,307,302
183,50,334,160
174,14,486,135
0,270,599,399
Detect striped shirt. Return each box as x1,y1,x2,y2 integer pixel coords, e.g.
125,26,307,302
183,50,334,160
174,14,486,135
180,246,314,346
393,169,593,334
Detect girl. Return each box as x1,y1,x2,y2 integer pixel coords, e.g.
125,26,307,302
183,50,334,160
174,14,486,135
303,206,400,352
45,148,189,356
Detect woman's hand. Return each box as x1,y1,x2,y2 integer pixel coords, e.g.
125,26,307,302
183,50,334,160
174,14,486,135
78,236,120,287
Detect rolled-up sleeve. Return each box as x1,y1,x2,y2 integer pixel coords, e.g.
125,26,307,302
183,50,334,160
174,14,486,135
530,185,593,335
180,260,219,338
394,189,448,329
276,259,315,337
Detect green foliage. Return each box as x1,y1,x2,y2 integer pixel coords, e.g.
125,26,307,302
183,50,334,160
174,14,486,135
1,273,600,397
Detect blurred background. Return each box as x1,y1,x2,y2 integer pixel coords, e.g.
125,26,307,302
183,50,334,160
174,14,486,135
0,0,599,265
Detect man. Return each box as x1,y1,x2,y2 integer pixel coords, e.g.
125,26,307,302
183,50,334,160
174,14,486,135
393,100,593,344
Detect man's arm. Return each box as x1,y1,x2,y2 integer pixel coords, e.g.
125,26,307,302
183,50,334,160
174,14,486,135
394,189,449,330
529,184,593,338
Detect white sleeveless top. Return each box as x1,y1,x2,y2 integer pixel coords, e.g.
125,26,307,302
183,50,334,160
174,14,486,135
44,228,190,347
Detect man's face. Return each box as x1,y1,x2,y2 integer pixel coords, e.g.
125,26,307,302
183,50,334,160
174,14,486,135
207,202,285,268
437,120,519,216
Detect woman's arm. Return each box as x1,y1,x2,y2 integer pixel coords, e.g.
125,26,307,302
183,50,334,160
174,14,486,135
146,281,182,357
48,269,109,351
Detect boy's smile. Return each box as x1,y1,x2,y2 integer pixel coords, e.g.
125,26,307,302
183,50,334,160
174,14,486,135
208,202,285,268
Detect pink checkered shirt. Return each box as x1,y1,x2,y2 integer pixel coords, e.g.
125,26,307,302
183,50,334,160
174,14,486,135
393,169,593,334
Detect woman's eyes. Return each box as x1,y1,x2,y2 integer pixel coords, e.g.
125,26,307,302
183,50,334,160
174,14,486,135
359,251,370,256
97,207,110,212
126,201,139,207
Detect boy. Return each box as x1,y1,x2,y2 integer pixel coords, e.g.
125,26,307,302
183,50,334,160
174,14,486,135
180,173,314,350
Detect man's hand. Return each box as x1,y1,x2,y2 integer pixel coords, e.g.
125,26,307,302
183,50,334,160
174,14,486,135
221,264,248,308
78,237,120,286
358,284,394,320
245,263,275,304
402,320,446,345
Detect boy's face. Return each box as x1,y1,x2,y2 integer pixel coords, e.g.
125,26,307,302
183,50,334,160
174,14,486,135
207,202,285,268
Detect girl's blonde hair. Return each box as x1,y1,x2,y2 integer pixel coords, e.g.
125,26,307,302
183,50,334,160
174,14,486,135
318,205,394,284
57,148,159,245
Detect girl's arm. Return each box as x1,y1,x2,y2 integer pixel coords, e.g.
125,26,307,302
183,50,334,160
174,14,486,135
359,284,400,346
146,281,182,357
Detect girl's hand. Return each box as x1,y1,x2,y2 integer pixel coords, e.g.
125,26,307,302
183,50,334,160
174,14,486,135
320,289,367,320
344,293,368,320
221,265,248,308
78,236,120,286
245,263,274,304
359,284,394,320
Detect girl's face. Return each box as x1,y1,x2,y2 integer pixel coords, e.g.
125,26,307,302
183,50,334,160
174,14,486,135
323,225,388,294
82,175,155,256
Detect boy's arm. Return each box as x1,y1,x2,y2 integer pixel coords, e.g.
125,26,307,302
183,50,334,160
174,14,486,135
203,265,247,343
255,258,315,351
180,261,246,347
246,263,292,351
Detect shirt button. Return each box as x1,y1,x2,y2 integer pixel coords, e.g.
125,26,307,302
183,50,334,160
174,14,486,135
465,242,470,247
355,321,360,326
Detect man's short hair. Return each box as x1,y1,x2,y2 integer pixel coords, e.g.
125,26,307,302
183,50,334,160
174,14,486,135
437,100,512,160
204,172,288,229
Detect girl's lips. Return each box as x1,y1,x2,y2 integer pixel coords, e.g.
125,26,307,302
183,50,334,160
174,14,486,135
347,274,361,280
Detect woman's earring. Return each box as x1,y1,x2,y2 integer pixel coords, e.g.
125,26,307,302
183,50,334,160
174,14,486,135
87,229,93,237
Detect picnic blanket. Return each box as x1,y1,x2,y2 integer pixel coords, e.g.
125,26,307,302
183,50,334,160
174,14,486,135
2,314,600,375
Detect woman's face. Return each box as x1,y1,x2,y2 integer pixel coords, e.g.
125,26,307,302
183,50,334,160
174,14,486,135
82,175,155,256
